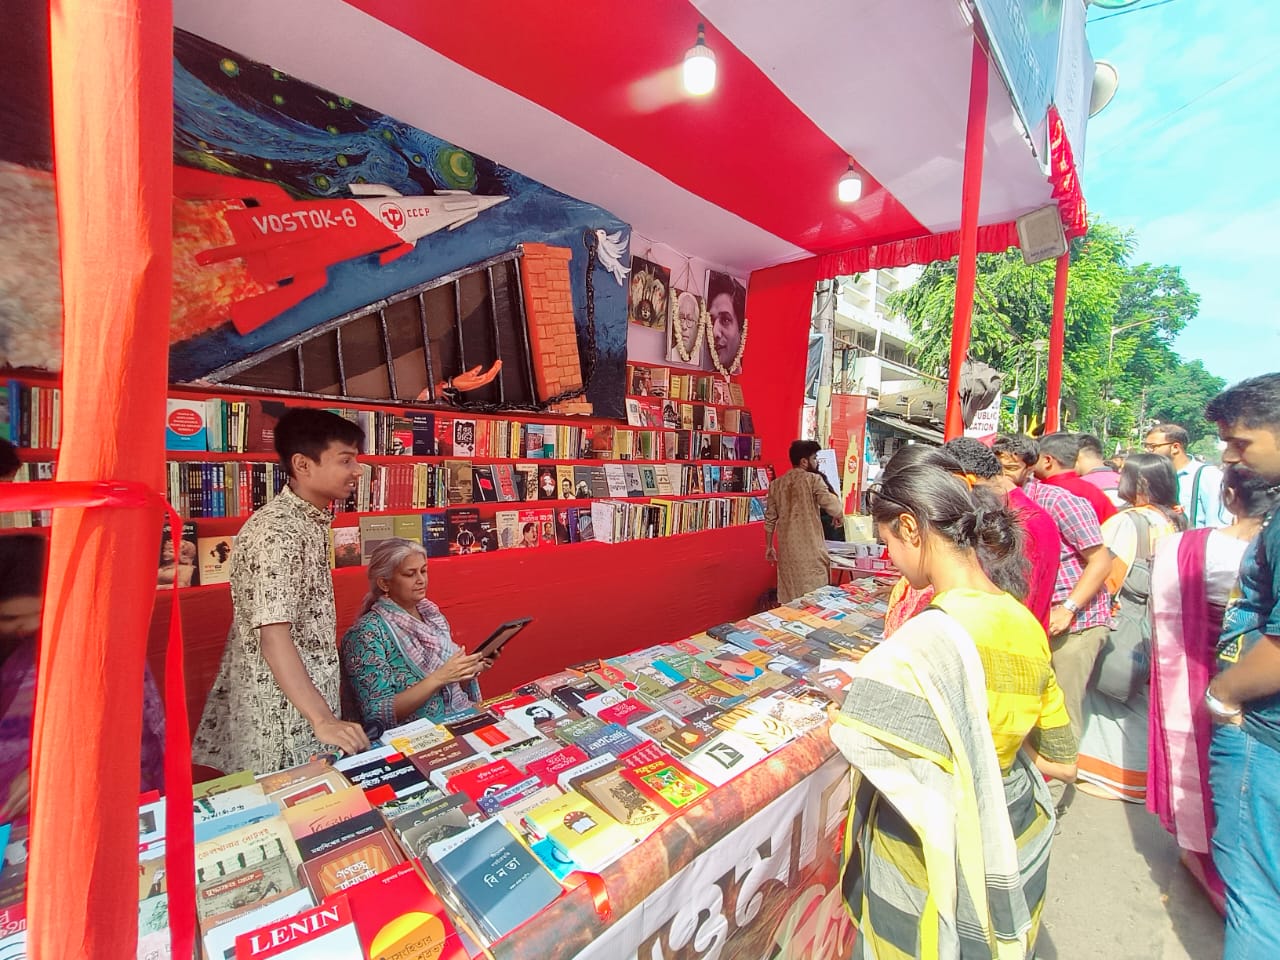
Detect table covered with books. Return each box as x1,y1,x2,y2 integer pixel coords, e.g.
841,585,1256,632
110,578,893,960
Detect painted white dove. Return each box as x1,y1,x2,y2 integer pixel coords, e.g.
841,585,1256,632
593,228,631,286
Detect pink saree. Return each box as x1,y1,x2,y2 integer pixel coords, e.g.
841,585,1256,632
1148,528,1231,907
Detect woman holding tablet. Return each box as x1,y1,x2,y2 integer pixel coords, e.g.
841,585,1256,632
341,538,489,726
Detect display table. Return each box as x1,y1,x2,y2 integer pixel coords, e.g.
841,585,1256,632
491,733,853,960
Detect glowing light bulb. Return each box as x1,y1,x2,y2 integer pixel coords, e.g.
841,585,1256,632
838,166,863,203
683,24,717,96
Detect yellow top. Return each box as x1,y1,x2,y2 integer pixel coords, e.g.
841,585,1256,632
933,588,1077,772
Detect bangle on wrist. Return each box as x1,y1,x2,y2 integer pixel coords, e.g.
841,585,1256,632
1204,690,1242,720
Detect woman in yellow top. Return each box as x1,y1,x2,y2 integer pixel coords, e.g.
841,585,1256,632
827,455,1076,959
1076,453,1186,803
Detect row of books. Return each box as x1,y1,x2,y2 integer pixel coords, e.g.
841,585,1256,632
623,395,753,433
0,462,54,528
163,396,756,458
102,577,894,960
160,489,768,587
1,382,60,450
626,364,744,405
164,458,772,520
590,496,765,543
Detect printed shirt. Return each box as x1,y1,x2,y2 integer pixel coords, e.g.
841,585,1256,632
1041,471,1118,526
1025,480,1111,631
192,485,340,774
1176,461,1228,529
1218,505,1280,752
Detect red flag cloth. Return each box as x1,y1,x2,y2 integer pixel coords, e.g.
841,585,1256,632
35,2,179,958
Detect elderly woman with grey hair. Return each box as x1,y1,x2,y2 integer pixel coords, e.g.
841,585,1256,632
340,537,488,727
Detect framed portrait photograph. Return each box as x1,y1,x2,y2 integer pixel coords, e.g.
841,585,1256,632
705,270,748,375
666,289,705,365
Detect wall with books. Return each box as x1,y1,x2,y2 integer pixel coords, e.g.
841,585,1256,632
1,374,774,725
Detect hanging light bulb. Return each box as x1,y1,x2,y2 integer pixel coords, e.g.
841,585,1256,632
838,161,863,203
683,23,717,96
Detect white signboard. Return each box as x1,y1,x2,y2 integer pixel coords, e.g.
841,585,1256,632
965,391,1003,441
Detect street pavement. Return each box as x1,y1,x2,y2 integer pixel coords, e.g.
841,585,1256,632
1037,788,1224,959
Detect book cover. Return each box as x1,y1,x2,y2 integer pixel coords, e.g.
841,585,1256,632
410,412,436,456
432,819,562,943
244,399,286,454
194,769,256,800
513,463,538,501
195,803,282,845
233,893,362,959
445,460,474,505
345,862,468,960
197,534,236,585
165,398,208,451
158,520,199,588
493,464,519,502
407,738,477,779
624,398,644,427
474,775,547,816
621,757,711,812
623,464,644,498
568,763,667,841
422,512,449,558
434,417,453,457
588,466,610,499
446,508,483,556
281,787,373,842
358,516,396,566
194,784,269,824
298,829,404,902
452,419,477,457
537,508,557,548
511,509,541,549
575,508,596,542
595,698,654,728
629,711,684,743
391,793,481,860
502,698,569,735
521,791,634,872
525,745,591,786
390,514,423,546
195,817,303,925
639,466,659,496
201,888,314,960
494,510,520,550
330,526,361,569
603,464,629,498
337,751,428,798
555,465,576,500
533,464,556,501
477,514,499,553
554,508,574,545
472,464,500,503
525,423,545,459
445,759,525,803
571,466,594,499
388,417,414,456
682,731,768,787
577,723,645,759
295,809,386,862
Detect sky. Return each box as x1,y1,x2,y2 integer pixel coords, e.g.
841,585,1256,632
1080,0,1280,386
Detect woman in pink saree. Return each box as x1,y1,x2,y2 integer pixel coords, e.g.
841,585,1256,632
1148,464,1277,912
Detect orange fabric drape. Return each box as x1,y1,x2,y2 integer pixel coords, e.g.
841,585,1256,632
33,2,175,958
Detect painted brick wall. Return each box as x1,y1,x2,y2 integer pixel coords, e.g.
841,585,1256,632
521,243,592,416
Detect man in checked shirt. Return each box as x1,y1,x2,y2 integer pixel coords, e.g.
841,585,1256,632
994,435,1113,751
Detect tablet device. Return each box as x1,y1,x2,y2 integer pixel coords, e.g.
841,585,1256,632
474,617,532,659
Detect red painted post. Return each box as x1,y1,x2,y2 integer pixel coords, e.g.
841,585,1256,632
1045,252,1069,433
943,37,990,440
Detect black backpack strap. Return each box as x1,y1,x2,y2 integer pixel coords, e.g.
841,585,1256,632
1128,508,1153,564
1189,464,1207,527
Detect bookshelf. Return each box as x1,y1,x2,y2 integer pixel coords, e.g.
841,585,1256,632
2,368,772,559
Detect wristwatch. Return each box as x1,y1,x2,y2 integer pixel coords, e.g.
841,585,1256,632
1061,598,1081,616
1204,689,1243,721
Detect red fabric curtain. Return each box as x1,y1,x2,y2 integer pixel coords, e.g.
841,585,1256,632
740,258,822,476
31,2,174,957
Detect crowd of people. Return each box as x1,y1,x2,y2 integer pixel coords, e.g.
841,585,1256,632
761,372,1280,958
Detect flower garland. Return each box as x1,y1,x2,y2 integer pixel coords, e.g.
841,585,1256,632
708,310,748,377
667,291,707,364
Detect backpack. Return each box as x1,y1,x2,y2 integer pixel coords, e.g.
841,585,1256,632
1093,510,1155,703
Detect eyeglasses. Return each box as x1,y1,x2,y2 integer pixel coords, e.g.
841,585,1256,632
1142,441,1174,452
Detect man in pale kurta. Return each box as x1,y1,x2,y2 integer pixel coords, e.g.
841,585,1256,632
764,440,844,603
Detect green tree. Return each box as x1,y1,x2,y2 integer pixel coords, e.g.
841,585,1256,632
888,219,1201,443
1142,359,1226,446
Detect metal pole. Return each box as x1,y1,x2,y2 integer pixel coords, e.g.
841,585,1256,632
943,37,989,440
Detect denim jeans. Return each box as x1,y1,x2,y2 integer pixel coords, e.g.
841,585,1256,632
1210,723,1280,958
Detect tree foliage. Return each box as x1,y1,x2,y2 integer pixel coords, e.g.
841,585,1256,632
888,219,1207,446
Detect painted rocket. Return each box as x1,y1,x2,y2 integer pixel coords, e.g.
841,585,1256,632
176,167,508,336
